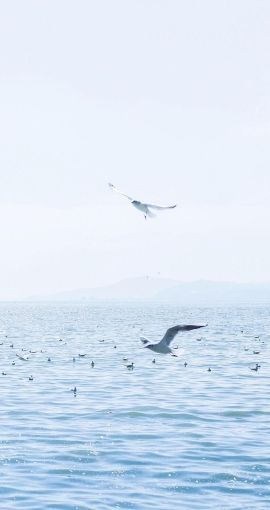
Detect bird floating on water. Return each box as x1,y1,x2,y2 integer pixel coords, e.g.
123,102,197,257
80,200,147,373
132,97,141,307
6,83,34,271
140,324,207,356
250,364,260,372
108,182,177,220
16,353,29,361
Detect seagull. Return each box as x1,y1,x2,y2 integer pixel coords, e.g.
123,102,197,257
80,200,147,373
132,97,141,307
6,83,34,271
16,353,29,361
108,182,177,220
140,324,207,355
250,363,260,372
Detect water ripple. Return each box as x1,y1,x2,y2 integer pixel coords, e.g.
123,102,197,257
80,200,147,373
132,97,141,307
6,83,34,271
0,302,270,509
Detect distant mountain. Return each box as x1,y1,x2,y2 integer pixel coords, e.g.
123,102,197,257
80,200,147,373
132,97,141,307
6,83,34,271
27,277,270,304
29,277,177,301
155,280,270,304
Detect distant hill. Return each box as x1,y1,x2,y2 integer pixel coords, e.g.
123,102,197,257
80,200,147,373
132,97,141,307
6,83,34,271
28,277,270,304
155,280,270,304
29,277,177,301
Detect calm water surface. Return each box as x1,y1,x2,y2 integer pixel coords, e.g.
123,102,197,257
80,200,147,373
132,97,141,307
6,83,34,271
0,303,269,509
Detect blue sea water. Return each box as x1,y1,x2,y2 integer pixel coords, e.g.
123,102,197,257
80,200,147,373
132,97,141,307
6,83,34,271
0,302,269,510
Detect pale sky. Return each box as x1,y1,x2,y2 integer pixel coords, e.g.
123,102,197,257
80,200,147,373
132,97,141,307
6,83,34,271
0,0,269,299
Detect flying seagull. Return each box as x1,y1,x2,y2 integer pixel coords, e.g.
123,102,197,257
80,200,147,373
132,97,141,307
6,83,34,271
108,182,177,219
140,324,207,355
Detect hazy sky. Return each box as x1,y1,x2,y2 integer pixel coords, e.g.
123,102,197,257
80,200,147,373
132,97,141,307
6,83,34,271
0,0,269,299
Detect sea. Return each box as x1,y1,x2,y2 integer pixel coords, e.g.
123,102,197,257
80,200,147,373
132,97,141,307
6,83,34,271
0,302,269,510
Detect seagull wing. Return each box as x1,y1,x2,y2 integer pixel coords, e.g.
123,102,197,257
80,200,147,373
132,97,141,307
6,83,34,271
108,183,134,201
160,324,207,346
145,202,177,210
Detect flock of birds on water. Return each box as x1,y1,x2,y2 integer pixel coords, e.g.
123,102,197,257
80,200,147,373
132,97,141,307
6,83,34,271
0,184,265,394
0,326,264,397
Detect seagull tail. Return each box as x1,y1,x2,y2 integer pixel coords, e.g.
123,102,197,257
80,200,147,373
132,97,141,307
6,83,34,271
146,209,156,219
140,336,150,345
